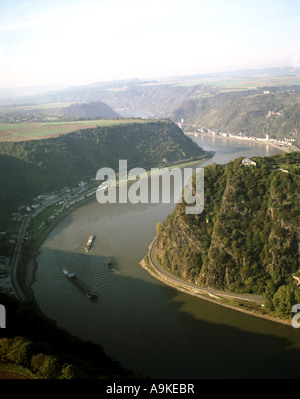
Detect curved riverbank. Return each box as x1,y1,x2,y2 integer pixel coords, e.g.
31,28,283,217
140,238,292,327
185,131,298,153
23,194,97,304
21,155,214,304
27,135,300,379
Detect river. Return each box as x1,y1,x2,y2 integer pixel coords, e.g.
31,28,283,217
31,134,300,379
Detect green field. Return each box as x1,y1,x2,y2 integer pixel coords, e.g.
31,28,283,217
176,75,300,90
0,118,150,141
0,102,79,113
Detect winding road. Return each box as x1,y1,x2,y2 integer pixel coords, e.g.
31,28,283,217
148,238,265,305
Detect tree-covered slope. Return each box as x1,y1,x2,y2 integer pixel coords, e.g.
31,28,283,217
156,152,300,317
0,119,207,229
58,101,120,119
170,90,300,145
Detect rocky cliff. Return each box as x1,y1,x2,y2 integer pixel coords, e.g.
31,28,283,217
156,152,300,315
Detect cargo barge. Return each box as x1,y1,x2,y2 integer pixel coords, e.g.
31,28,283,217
63,269,97,299
85,234,95,252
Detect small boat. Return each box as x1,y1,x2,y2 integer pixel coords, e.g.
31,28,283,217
106,258,113,266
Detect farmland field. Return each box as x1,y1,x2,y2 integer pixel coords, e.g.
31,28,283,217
0,118,150,142
176,75,300,89
0,102,80,113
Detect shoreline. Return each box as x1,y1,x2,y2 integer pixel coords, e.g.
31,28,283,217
19,150,293,328
23,194,97,304
185,131,297,153
140,239,292,327
20,154,214,304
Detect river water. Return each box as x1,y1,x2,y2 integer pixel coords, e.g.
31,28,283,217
32,135,300,379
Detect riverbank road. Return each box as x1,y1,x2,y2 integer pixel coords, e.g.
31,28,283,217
10,215,31,301
148,238,265,306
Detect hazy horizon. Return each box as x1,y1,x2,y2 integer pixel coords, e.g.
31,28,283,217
1,0,300,90
0,64,297,90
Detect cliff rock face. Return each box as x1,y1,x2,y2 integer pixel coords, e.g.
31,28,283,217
156,153,300,299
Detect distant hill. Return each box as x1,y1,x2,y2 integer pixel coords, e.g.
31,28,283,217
1,67,300,121
58,101,120,119
0,119,208,229
169,89,300,146
0,100,120,123
14,83,206,119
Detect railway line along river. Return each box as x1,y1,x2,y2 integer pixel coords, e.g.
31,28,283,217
30,134,300,378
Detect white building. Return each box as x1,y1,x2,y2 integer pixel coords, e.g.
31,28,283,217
241,158,257,167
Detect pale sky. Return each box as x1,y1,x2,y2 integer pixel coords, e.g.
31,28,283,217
0,0,300,89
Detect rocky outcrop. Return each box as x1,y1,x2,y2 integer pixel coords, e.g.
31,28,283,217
156,153,300,296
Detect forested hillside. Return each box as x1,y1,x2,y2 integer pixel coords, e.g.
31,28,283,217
58,101,120,119
0,119,207,229
170,89,300,146
0,100,120,123
20,82,206,118
156,152,300,317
